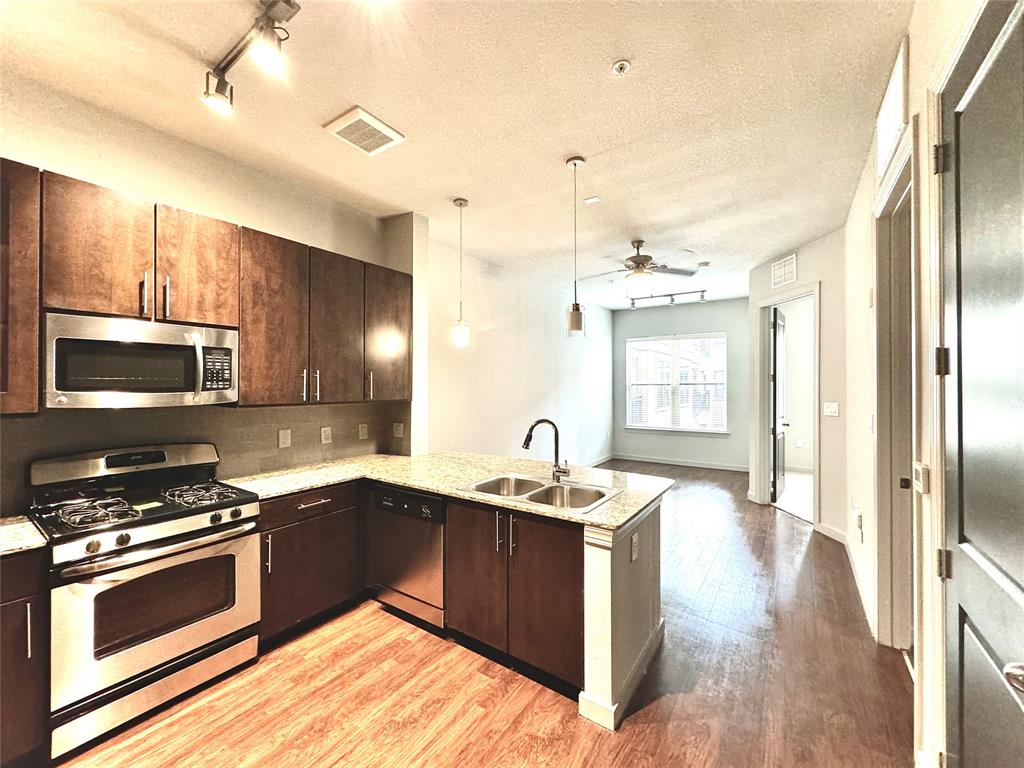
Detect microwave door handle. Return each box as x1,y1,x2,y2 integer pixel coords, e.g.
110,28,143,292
192,333,204,398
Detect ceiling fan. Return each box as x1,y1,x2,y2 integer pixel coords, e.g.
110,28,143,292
587,240,700,284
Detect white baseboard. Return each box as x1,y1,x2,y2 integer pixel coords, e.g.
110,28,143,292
814,522,846,544
585,453,615,467
611,453,748,473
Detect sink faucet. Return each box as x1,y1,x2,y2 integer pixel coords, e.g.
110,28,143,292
522,419,570,483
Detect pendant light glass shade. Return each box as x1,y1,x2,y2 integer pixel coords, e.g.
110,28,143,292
566,156,586,338
451,198,471,349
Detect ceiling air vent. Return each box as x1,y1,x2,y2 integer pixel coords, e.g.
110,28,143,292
323,107,404,156
771,253,797,289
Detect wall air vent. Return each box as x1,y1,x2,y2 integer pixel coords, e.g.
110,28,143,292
770,253,797,289
323,106,405,156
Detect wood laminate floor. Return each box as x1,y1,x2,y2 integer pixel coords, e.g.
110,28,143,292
66,462,913,768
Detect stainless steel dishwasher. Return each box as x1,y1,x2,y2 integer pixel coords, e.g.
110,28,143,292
368,485,446,627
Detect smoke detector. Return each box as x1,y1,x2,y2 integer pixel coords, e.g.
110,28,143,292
323,106,405,156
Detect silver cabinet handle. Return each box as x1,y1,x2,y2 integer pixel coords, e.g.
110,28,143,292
164,274,172,318
1005,663,1024,693
266,533,272,574
495,511,502,552
368,371,374,400
315,369,321,402
508,515,516,557
25,601,32,660
301,368,308,402
141,270,150,316
297,498,332,510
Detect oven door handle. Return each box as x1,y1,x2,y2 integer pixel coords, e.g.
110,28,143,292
192,332,204,399
59,522,256,579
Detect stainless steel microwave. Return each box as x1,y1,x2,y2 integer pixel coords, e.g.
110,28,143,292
44,312,238,408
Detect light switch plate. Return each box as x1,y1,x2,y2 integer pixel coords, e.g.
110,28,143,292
278,429,291,449
320,426,332,445
392,422,405,438
630,532,639,563
823,401,840,417
358,424,368,440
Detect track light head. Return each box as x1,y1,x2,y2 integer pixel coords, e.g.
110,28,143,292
202,71,234,116
249,18,286,77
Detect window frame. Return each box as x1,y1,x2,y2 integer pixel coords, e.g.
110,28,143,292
624,332,729,434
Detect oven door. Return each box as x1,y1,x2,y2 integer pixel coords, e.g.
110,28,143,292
44,312,238,408
50,524,260,712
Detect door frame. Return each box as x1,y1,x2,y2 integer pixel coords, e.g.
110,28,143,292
751,282,822,531
872,127,917,651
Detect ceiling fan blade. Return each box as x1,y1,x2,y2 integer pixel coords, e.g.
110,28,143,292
653,266,697,277
582,269,629,280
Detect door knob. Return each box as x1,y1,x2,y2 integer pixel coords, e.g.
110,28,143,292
1004,662,1024,694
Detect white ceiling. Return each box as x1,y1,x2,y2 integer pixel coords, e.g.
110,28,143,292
0,0,912,308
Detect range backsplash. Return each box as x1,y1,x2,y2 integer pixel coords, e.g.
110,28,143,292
0,401,411,515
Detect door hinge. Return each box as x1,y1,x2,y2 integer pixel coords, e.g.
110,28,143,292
933,142,950,175
935,347,951,376
937,548,953,581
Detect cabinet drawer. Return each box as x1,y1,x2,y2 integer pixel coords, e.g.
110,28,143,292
0,550,45,604
259,482,359,531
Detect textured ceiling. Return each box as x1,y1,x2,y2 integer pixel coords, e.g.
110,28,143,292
0,0,912,307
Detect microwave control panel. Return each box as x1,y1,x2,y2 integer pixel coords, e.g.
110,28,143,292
202,348,234,391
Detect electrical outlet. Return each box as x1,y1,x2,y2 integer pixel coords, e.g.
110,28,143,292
277,429,291,449
631,532,639,563
392,422,405,438
358,424,368,440
823,401,840,417
320,426,332,445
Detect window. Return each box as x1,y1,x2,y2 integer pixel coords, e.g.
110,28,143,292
625,333,728,432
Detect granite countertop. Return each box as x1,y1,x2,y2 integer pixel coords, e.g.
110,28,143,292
0,516,47,558
226,452,674,531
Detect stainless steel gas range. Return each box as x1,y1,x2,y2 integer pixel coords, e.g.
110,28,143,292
28,443,261,760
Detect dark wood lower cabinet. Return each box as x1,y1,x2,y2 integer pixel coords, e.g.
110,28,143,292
508,514,584,688
446,503,584,687
446,503,508,650
260,506,361,642
1,553,47,768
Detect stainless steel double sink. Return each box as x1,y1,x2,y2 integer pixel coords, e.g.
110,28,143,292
468,473,620,514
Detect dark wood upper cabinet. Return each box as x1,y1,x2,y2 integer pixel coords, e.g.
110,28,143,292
42,171,154,319
507,515,584,688
446,502,509,651
310,248,364,403
1,160,40,414
155,205,239,327
261,505,361,642
364,263,412,401
239,228,309,406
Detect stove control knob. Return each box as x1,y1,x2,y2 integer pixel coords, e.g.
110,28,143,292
115,533,131,547
230,507,242,520
85,540,101,554
210,512,223,525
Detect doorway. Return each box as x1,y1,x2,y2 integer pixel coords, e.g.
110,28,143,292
769,295,815,524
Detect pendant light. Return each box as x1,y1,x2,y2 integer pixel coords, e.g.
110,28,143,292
450,197,471,349
566,156,586,337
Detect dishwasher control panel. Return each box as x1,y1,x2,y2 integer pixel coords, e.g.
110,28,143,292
375,487,446,523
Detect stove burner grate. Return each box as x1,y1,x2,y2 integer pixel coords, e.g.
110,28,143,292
162,482,239,508
56,498,142,528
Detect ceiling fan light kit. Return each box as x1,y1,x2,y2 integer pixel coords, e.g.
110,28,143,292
566,156,587,338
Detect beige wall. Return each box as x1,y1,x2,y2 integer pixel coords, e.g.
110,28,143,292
748,228,846,539
842,1,988,764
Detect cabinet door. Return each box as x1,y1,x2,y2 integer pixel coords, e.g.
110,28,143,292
446,503,508,651
364,263,412,401
508,515,584,687
239,228,309,405
260,507,361,642
1,160,40,414
155,205,239,327
1,596,46,766
310,248,364,403
42,172,154,319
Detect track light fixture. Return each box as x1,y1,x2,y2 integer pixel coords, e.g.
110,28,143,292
202,0,300,116
629,288,709,308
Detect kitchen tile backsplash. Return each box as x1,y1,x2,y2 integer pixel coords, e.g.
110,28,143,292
0,401,411,515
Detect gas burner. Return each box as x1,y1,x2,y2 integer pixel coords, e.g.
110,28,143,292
163,482,239,508
56,498,142,529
